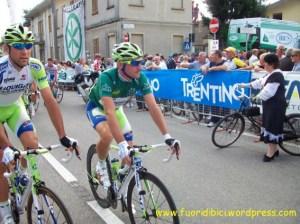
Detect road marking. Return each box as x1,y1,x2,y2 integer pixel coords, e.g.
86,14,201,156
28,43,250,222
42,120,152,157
42,153,78,183
87,200,125,224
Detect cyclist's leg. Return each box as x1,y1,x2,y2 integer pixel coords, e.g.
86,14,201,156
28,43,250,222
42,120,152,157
86,101,112,160
115,106,133,146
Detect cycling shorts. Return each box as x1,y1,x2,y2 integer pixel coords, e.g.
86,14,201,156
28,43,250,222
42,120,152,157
0,98,35,137
85,100,133,141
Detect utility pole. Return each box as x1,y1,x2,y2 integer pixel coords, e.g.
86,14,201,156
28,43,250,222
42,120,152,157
51,0,58,59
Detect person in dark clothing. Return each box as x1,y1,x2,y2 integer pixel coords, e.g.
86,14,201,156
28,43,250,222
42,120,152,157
239,54,286,162
166,53,178,69
279,48,294,71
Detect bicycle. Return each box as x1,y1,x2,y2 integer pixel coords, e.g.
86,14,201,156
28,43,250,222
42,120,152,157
3,144,77,224
211,87,300,156
51,81,64,103
22,88,40,118
87,143,180,224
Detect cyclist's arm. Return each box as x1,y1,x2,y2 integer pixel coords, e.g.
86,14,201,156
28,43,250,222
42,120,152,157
40,87,66,138
102,96,125,143
144,93,168,135
30,58,66,138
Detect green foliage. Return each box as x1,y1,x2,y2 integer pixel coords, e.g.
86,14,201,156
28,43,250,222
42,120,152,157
205,0,266,47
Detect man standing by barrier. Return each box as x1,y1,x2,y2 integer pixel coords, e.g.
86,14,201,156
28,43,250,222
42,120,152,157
291,49,300,71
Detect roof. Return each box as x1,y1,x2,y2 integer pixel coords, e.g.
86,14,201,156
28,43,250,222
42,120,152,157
25,0,52,18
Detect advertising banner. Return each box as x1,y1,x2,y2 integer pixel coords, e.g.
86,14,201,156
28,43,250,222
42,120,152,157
143,70,252,109
63,0,85,62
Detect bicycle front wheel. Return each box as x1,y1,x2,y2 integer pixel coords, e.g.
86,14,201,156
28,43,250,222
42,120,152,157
212,113,245,148
27,185,73,224
86,144,111,208
127,172,179,224
53,85,64,103
279,114,300,156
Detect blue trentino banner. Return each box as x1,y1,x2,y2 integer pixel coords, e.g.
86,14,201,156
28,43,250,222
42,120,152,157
142,69,252,109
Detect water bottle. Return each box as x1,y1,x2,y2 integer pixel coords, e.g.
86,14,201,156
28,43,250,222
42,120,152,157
111,158,120,181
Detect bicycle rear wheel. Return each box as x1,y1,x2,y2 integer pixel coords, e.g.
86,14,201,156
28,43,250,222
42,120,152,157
279,114,300,156
86,144,111,208
171,101,184,116
27,185,73,224
127,171,179,224
212,113,245,148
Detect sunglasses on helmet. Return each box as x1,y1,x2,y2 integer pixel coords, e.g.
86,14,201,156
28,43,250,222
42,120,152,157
10,43,33,50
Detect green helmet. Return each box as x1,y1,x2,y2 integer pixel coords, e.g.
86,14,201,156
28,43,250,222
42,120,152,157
112,42,143,63
4,24,35,44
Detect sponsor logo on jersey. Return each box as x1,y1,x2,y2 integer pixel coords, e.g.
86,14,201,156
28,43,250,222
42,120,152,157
3,77,15,83
30,63,42,71
102,83,112,92
0,62,8,84
0,83,30,94
37,76,47,82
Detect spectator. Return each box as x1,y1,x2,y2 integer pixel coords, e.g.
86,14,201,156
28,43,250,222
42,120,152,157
44,58,58,88
253,52,269,72
181,52,208,70
248,48,259,66
166,53,179,69
201,50,227,127
279,48,294,71
160,55,168,69
276,44,286,59
240,54,286,162
291,48,300,71
178,55,190,69
224,47,247,69
93,53,106,73
144,55,154,70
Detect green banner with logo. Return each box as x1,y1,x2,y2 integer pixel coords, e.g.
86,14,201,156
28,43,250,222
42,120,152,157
63,0,85,62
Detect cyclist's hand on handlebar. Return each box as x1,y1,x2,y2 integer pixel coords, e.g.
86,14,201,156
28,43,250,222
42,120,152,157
251,95,260,103
118,141,131,166
60,136,81,160
1,146,15,165
164,136,181,160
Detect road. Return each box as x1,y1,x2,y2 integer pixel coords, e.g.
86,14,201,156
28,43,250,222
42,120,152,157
5,91,300,224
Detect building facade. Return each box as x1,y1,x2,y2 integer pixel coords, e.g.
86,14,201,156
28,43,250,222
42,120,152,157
265,0,300,24
26,0,192,62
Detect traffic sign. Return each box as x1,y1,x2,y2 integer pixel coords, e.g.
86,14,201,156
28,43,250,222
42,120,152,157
209,17,219,34
183,41,191,51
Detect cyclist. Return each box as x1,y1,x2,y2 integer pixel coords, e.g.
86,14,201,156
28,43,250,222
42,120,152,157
0,24,79,223
45,57,58,91
86,42,180,189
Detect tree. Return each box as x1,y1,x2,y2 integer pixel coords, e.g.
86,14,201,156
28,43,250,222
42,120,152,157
204,0,266,48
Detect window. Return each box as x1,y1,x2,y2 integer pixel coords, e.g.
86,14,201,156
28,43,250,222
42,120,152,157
56,8,59,30
107,0,114,9
131,34,144,51
172,0,184,10
38,20,44,35
172,35,184,53
129,0,144,7
92,0,98,15
273,13,282,20
108,33,116,56
48,15,52,32
93,38,100,56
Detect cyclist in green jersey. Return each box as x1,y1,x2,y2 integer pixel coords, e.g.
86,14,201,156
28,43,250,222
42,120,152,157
0,25,79,224
86,42,180,189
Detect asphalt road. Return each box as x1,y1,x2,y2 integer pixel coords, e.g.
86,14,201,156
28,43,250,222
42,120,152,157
4,91,300,224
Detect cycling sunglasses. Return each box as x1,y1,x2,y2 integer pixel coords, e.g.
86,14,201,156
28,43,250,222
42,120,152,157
130,59,144,67
10,43,33,50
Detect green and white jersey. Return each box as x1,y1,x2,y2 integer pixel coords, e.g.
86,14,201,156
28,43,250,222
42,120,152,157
0,55,48,107
89,68,152,110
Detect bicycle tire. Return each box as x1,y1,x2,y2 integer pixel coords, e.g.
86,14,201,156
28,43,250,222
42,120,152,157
127,171,180,224
26,185,73,224
212,113,245,148
279,113,300,156
86,144,111,208
171,101,184,116
55,86,64,103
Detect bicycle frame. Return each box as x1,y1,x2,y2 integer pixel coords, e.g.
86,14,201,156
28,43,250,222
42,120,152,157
108,144,170,213
5,145,68,224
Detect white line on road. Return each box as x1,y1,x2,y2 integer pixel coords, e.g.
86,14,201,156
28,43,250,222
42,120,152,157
42,153,78,183
87,200,125,224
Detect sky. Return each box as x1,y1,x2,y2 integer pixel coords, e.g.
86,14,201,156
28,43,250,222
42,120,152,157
0,0,279,35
